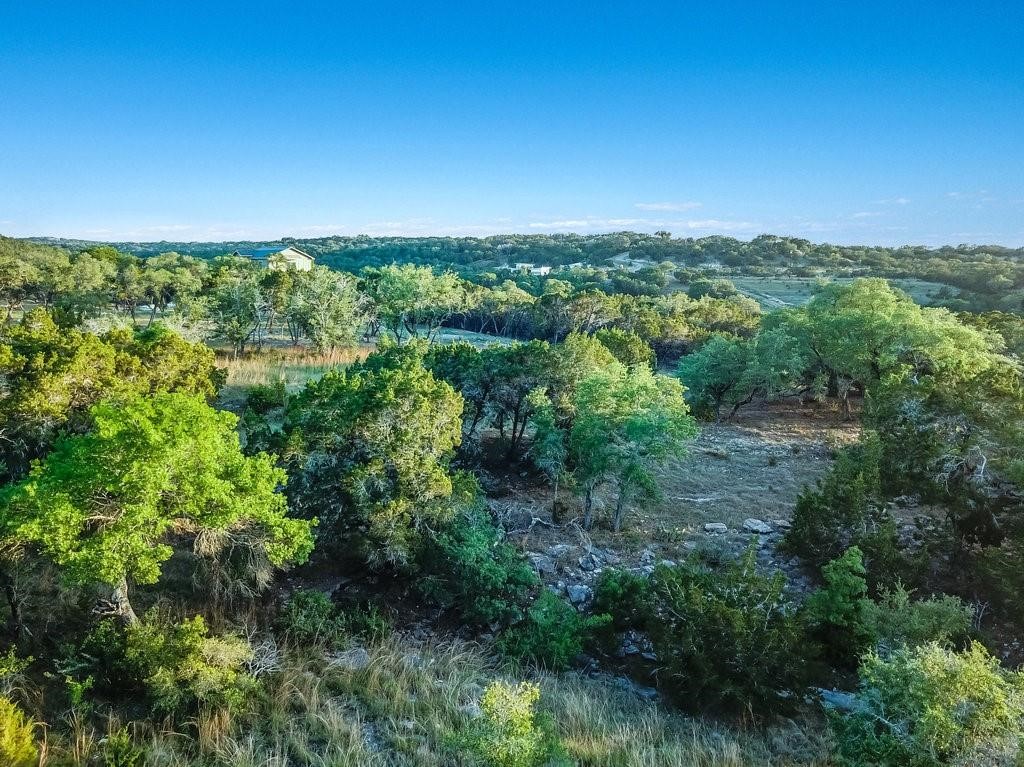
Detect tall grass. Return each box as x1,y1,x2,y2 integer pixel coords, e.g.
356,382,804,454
34,637,834,766
221,347,370,390
215,346,370,411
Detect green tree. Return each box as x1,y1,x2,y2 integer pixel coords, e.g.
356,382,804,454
805,547,875,663
284,348,465,567
210,274,266,356
772,278,1000,418
424,341,495,440
677,329,807,419
595,327,656,368
362,264,473,343
139,252,207,327
0,310,220,482
287,265,364,352
0,393,313,623
570,364,697,530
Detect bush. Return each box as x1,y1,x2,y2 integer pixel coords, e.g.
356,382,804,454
77,614,256,714
277,589,347,648
0,696,37,767
783,434,904,587
865,585,974,656
76,619,136,693
0,649,31,695
593,569,653,631
498,591,610,670
246,377,287,414
127,615,256,713
831,642,1024,766
459,681,564,767
338,601,391,642
646,547,813,714
805,547,875,664
100,728,144,767
419,507,539,626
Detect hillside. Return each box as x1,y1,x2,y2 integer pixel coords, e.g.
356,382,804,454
1,241,1024,766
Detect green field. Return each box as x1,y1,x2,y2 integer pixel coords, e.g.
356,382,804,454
729,275,953,309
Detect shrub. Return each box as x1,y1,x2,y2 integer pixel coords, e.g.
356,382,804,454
76,619,135,693
783,434,903,587
646,547,813,714
865,585,974,656
0,696,37,767
498,591,610,670
277,589,347,648
245,377,287,414
101,728,144,767
126,615,256,713
78,613,256,714
419,507,539,627
831,642,1024,766
339,601,391,642
0,649,31,695
459,681,564,767
805,547,875,664
593,568,653,631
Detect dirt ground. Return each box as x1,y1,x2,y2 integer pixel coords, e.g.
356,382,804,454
488,400,861,583
653,401,861,532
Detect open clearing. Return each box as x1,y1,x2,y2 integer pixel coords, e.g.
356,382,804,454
495,401,861,583
729,275,952,308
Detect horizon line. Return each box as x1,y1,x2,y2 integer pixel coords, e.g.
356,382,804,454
11,231,1023,250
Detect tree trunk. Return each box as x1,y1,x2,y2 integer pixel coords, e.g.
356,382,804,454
0,567,22,637
840,389,852,420
111,576,139,625
583,486,594,530
612,486,628,532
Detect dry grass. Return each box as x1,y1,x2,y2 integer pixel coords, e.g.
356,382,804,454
651,403,860,533
547,675,834,766
221,347,371,389
216,346,371,409
32,636,833,766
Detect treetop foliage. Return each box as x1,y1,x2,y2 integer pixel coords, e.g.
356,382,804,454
1,393,312,616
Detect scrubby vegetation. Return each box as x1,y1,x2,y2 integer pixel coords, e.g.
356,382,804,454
2,233,1024,765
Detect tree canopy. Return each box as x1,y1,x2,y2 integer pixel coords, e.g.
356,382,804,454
0,393,313,622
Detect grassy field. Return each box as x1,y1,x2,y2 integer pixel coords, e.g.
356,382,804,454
32,635,833,766
215,329,509,410
728,276,952,309
216,346,371,409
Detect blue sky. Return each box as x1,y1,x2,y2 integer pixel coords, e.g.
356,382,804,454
1,2,1022,245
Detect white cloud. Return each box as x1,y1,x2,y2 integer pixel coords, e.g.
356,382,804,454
852,211,883,219
874,197,910,206
526,216,757,233
947,190,995,203
634,201,703,212
679,219,757,231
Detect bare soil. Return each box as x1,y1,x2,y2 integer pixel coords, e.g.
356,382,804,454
485,400,861,584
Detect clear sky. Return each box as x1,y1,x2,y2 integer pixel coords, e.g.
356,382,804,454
1,1,1022,245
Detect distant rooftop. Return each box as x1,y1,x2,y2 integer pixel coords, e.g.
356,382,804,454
234,246,295,259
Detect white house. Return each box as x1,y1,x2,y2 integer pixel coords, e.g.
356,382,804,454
232,245,314,271
511,262,552,276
